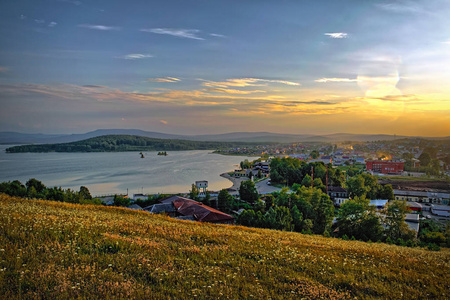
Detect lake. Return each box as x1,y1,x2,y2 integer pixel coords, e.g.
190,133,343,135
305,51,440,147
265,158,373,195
0,145,254,196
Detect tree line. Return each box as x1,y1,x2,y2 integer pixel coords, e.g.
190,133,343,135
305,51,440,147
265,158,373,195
0,178,101,205
6,135,263,153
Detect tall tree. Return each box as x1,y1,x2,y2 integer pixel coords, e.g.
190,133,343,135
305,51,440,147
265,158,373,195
383,200,415,241
189,184,200,200
336,196,383,241
239,180,259,203
218,189,234,212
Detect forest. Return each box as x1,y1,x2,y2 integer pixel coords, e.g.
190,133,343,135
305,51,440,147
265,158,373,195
5,135,262,153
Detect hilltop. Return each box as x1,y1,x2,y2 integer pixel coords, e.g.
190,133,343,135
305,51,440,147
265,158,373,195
0,194,448,299
2,129,449,145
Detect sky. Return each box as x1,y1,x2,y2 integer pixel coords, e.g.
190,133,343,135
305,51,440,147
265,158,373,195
0,0,450,136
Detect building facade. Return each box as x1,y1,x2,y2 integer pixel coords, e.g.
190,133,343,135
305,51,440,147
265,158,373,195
366,160,404,174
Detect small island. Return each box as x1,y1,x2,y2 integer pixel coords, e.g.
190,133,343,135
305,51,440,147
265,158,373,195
157,151,168,156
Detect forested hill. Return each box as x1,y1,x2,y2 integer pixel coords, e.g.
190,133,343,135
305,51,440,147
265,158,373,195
5,135,259,153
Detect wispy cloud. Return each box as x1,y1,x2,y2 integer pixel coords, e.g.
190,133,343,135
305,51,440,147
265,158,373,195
201,78,300,88
147,77,180,83
140,28,204,40
210,33,226,38
58,0,82,5
20,15,26,20
120,54,153,60
367,94,420,102
443,40,450,45
82,85,107,88
204,88,265,94
375,1,429,14
78,24,121,31
324,32,348,39
315,78,360,83
34,19,45,24
48,22,57,27
160,120,168,124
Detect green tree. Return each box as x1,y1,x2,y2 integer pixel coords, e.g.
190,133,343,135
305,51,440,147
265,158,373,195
239,180,259,203
79,186,92,200
113,195,130,207
301,174,312,187
26,178,46,194
336,196,383,241
218,189,234,212
378,184,394,200
290,205,303,232
310,150,319,159
346,175,369,198
383,200,415,241
264,194,275,211
189,184,200,200
419,152,431,166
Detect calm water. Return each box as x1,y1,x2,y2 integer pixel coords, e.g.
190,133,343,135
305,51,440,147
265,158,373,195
0,145,253,196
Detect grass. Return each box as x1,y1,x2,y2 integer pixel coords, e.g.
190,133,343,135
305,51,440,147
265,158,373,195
1,194,449,299
381,175,446,182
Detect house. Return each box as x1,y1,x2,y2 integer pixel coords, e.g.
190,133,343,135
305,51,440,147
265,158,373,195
405,213,420,233
127,204,143,210
369,199,389,210
394,190,429,203
431,205,450,217
406,202,422,213
394,190,450,204
133,193,148,201
146,195,234,224
327,186,349,206
143,203,177,217
428,192,450,205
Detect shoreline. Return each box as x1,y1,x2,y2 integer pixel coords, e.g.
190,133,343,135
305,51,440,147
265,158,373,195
220,172,247,192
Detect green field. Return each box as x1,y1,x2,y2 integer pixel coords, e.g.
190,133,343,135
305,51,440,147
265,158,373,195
1,194,449,299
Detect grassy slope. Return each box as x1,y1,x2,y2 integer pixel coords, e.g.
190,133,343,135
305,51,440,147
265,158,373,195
0,195,449,299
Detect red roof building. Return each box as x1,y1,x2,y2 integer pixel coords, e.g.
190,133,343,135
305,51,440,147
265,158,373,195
366,160,404,174
156,196,235,224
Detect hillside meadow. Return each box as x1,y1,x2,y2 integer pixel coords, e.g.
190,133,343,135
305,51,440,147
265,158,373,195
0,194,449,299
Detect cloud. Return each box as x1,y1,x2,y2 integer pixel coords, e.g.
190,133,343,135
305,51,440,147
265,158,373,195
324,33,348,39
201,78,300,88
204,88,266,94
375,1,429,14
210,33,226,38
120,54,153,60
443,40,450,45
58,0,82,5
34,19,45,24
147,77,180,83
140,28,204,40
366,94,420,102
315,78,360,83
20,15,26,20
160,120,168,125
48,22,57,27
82,85,107,88
78,24,120,31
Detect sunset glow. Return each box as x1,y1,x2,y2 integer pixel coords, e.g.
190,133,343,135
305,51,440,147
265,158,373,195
0,0,449,136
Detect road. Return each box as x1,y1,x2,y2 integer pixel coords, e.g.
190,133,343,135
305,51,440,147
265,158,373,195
220,174,282,195
255,178,283,195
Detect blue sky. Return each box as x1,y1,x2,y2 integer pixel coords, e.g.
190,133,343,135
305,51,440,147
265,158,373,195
1,0,450,136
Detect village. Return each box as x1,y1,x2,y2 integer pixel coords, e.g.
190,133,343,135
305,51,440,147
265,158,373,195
98,139,450,247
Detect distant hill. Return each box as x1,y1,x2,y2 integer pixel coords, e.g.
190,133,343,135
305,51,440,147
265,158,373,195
5,135,260,153
1,194,448,299
1,129,449,144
